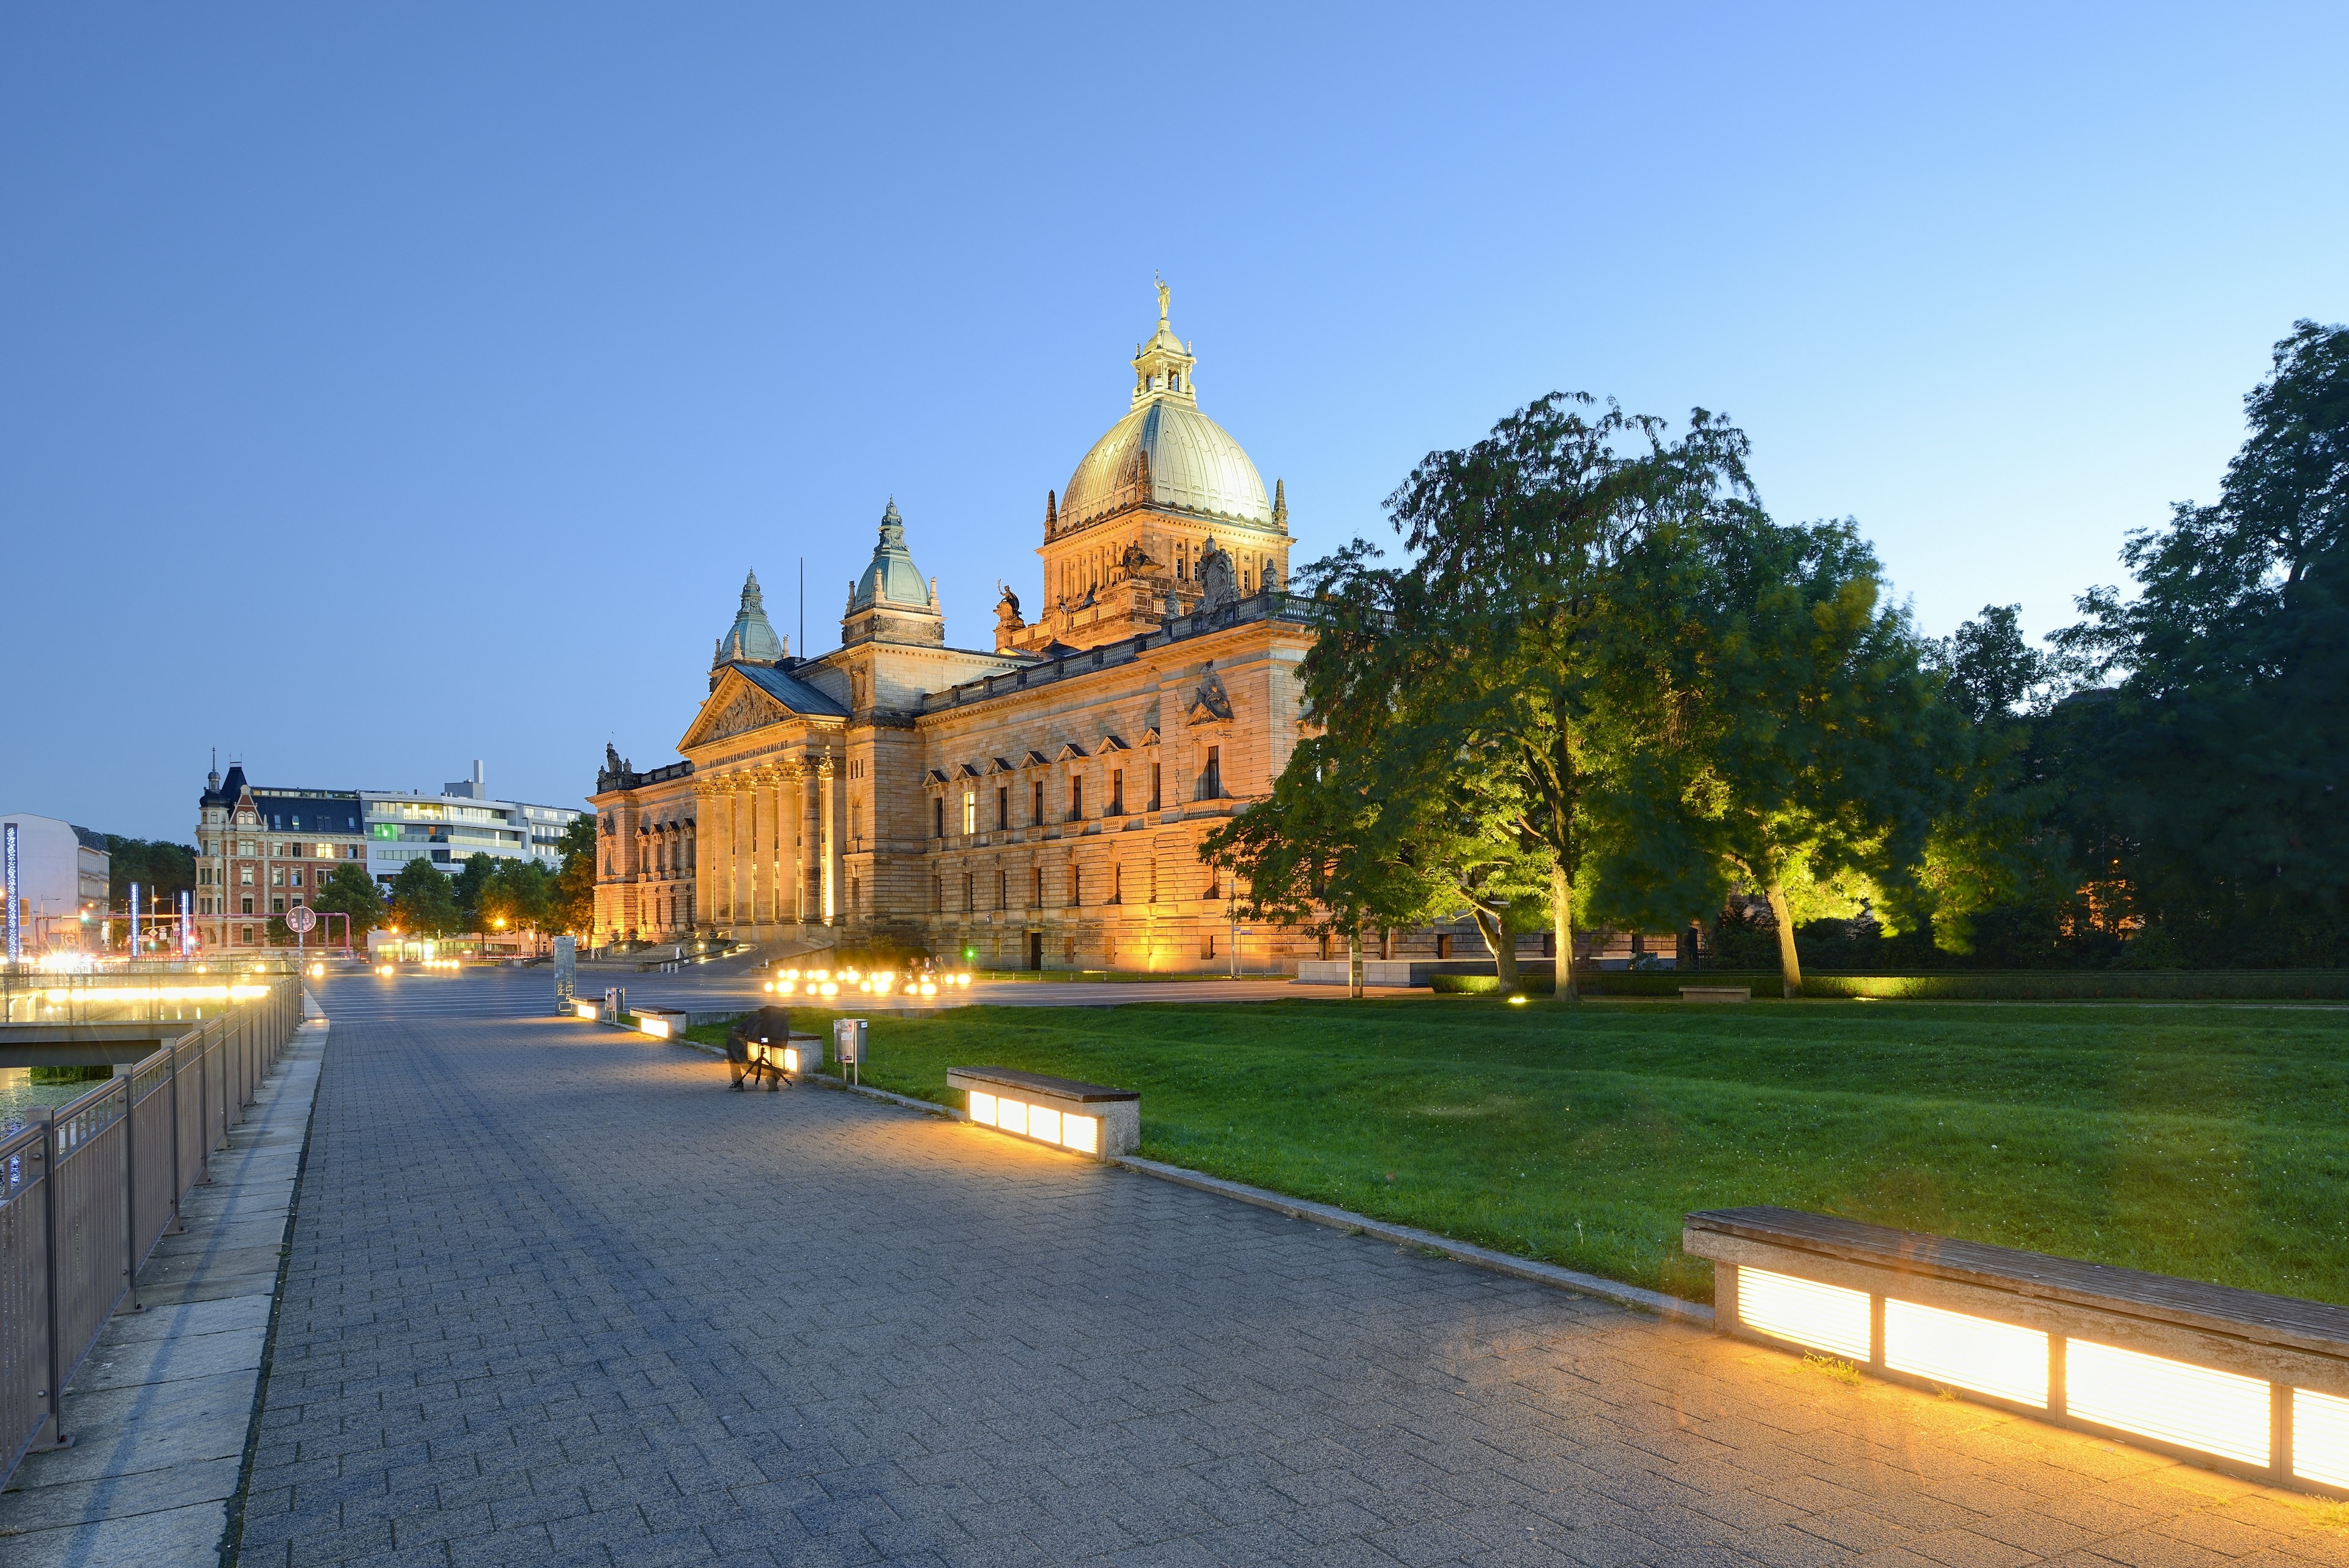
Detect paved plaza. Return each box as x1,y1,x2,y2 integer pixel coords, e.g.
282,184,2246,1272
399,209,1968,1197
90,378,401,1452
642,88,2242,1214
232,992,2346,1566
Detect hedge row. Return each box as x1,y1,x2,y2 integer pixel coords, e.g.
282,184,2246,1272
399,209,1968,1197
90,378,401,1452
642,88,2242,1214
1427,968,2349,1000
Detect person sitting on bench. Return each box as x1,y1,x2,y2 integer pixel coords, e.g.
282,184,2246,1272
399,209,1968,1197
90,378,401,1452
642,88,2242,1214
725,1005,796,1091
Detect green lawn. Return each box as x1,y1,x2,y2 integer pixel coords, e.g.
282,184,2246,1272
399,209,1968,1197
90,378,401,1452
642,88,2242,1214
700,997,2349,1307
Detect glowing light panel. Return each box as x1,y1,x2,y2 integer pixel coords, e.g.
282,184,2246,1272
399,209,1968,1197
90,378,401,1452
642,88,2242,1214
998,1098,1028,1137
2294,1388,2349,1489
1061,1114,1100,1155
1028,1105,1062,1145
639,1018,669,1038
1735,1268,1871,1361
1883,1299,2047,1407
968,1090,998,1127
575,1002,598,1020
2066,1340,2270,1466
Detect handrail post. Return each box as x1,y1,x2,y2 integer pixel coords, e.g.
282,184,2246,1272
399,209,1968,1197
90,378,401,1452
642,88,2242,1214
119,1077,141,1315
166,1037,186,1232
28,1107,72,1452
196,1025,212,1184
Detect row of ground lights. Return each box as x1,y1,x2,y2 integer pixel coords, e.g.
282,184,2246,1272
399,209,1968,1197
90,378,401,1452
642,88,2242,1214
1738,1266,2349,1487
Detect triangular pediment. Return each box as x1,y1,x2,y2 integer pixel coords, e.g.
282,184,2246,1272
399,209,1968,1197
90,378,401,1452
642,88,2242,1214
678,666,795,752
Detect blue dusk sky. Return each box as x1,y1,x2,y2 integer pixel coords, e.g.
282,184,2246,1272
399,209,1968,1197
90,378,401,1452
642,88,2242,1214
4,5,2343,841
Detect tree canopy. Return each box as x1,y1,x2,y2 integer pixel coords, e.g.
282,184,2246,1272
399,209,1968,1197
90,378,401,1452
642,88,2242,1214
388,858,464,938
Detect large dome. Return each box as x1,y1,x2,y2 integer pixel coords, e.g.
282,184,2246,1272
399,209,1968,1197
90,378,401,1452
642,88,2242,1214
1059,399,1272,530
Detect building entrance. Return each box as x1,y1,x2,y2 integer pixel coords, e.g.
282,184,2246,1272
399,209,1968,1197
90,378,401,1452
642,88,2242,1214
1026,932,1044,972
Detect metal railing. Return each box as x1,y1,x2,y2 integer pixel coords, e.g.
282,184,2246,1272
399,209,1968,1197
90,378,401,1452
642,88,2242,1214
0,978,302,1487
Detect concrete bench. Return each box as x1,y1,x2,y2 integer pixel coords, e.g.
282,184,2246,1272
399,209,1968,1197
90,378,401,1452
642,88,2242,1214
631,1006,690,1039
946,1067,1138,1160
1679,986,1750,1003
1683,1205,2349,1495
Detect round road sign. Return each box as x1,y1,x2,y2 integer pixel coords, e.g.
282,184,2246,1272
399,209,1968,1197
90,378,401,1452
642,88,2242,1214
284,906,318,934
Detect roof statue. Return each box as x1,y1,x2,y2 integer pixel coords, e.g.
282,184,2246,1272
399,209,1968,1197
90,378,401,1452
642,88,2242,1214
1156,271,1170,324
1195,537,1239,612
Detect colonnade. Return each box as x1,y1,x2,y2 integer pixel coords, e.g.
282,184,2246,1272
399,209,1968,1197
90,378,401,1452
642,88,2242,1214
693,755,837,930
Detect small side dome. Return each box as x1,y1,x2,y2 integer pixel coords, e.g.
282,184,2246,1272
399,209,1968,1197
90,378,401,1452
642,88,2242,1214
713,569,787,668
849,499,931,610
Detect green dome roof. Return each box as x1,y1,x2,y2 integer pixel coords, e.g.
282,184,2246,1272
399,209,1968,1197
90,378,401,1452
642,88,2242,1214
850,499,931,611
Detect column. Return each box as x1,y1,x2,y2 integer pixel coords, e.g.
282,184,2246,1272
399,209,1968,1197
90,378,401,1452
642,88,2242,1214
686,785,705,931
819,754,837,926
723,776,742,926
746,773,768,927
796,763,815,923
784,771,803,931
723,780,741,924
699,783,725,923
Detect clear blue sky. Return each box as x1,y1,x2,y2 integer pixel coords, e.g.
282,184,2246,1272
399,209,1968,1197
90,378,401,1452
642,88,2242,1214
6,4,2343,842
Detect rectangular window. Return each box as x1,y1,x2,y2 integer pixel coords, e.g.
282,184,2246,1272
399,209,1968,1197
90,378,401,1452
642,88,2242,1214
996,787,1009,831
963,871,974,910
1031,866,1042,906
1109,769,1124,816
1031,780,1044,825
1068,776,1083,821
290,870,303,886
240,896,254,915
962,790,976,835
271,897,286,913
933,798,944,838
996,869,1007,909
1201,746,1222,799
1068,865,1081,906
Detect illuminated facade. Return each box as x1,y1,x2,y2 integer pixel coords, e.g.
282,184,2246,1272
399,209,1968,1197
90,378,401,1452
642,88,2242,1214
589,287,1322,971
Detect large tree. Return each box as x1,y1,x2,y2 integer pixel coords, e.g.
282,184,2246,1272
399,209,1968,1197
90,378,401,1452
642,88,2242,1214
479,857,556,937
1694,517,1964,994
2050,319,2349,960
1198,730,1449,995
553,816,599,935
1357,394,1759,1001
311,861,388,941
388,858,464,938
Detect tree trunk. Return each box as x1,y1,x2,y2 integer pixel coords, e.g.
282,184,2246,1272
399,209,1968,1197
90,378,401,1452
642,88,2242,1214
1550,862,1578,1002
1346,928,1364,999
1765,879,1802,998
1468,905,1519,992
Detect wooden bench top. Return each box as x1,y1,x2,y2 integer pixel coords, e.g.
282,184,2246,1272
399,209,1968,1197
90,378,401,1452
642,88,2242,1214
946,1066,1138,1103
1686,1205,2349,1359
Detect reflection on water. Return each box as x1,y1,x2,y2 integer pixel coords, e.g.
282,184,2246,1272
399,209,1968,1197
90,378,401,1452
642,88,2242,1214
0,1068,117,1139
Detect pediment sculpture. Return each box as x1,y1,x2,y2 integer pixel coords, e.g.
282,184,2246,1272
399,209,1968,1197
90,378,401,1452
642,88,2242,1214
1187,666,1233,726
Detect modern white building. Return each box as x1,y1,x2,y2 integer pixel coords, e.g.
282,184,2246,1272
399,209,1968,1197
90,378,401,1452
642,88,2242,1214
0,812,110,953
358,763,584,889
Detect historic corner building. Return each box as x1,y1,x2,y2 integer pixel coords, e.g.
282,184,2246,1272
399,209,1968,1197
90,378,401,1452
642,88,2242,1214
589,288,1334,973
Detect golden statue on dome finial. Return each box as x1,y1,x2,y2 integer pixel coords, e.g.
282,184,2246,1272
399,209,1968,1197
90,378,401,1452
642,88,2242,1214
1156,272,1170,324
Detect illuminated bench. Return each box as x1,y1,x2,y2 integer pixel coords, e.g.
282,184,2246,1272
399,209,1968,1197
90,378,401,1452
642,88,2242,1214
632,1007,689,1039
1685,1205,2349,1496
946,1068,1138,1161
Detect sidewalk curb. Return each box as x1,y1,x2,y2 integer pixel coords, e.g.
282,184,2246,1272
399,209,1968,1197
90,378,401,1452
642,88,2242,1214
1110,1155,1713,1327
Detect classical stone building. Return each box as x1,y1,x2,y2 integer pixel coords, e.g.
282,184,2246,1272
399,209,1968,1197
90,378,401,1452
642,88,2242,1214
588,288,1324,972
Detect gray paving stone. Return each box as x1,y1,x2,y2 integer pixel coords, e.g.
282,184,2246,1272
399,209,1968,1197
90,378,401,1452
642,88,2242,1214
231,1007,2343,1567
